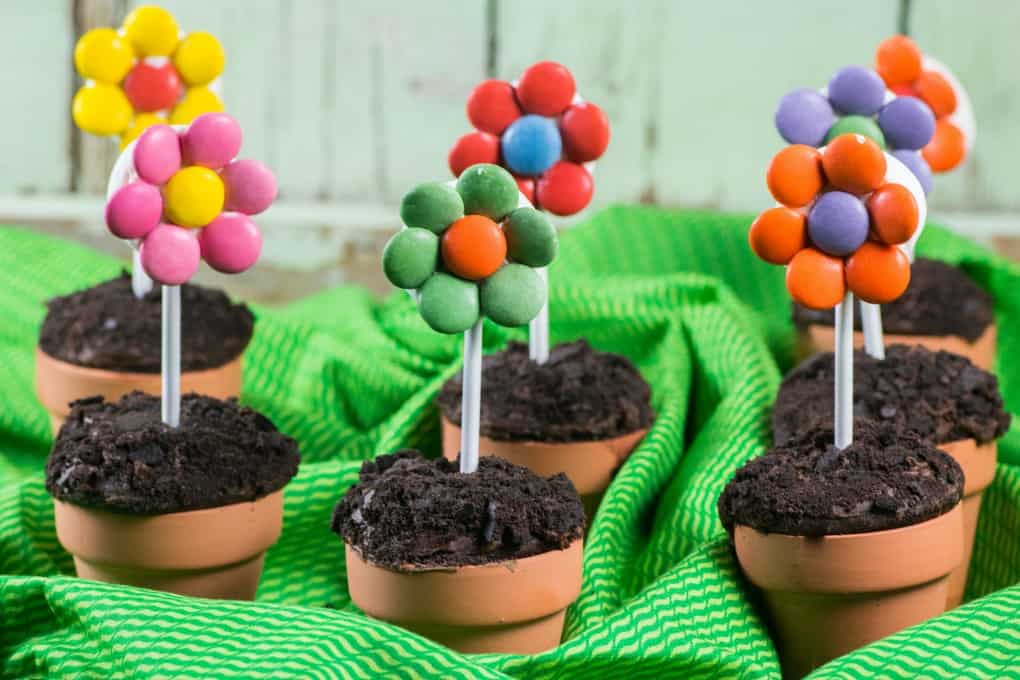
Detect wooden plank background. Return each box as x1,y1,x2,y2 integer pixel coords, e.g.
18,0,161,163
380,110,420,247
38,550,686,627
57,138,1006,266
0,0,1014,302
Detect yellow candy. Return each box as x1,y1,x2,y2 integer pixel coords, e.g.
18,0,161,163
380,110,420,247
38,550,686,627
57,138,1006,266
72,83,132,136
120,112,167,149
169,87,224,125
122,5,179,57
173,32,225,86
163,167,224,228
74,28,134,83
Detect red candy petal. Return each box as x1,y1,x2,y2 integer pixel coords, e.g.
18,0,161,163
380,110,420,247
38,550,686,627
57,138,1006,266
466,79,521,135
560,102,610,162
515,176,535,205
535,161,592,216
448,131,500,177
517,61,576,116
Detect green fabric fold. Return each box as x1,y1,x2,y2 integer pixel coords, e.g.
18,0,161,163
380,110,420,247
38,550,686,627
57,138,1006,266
1,206,1019,678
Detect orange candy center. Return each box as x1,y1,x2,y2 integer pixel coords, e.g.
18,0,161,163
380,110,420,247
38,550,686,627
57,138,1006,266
846,242,911,304
786,248,846,310
749,206,807,265
821,134,887,195
923,119,966,172
875,35,923,87
916,70,958,119
766,145,824,208
867,183,919,246
441,214,507,281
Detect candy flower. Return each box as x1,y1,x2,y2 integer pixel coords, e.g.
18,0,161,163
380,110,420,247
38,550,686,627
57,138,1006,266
448,62,610,217
105,113,277,285
750,134,922,310
775,65,935,195
383,163,557,333
72,5,226,147
874,35,974,173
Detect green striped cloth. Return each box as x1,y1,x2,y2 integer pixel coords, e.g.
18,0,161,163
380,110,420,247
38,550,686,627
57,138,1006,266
1,206,1019,678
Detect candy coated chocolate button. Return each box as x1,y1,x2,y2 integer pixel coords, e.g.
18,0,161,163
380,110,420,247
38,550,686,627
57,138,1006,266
400,183,464,234
382,228,439,289
821,134,886,195
775,89,836,147
748,207,807,265
824,115,886,149
807,191,869,257
766,145,824,207
846,242,910,303
785,248,846,310
480,263,545,327
504,207,557,267
418,273,480,334
456,164,519,220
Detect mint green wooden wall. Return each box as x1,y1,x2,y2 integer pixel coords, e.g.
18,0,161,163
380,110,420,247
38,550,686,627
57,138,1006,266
0,1,1015,300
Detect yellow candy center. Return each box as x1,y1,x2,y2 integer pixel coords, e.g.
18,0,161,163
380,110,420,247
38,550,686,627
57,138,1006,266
163,167,224,228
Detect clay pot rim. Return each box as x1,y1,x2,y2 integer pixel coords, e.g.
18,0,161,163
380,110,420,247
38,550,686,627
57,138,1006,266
735,503,963,593
347,538,580,574
36,345,243,378
54,490,285,571
345,538,583,626
803,322,995,347
440,414,650,449
938,439,998,497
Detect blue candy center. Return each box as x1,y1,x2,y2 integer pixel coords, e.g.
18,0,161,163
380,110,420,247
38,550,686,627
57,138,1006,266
501,115,562,177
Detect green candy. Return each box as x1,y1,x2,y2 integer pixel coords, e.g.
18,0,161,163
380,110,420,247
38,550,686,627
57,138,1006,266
504,207,558,267
456,164,518,220
418,273,479,334
825,115,886,149
480,263,544,328
400,182,464,234
382,228,438,289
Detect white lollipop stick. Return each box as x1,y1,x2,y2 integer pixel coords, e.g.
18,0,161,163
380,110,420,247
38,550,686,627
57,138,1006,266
107,138,153,298
460,319,483,473
529,267,550,363
162,284,181,427
834,291,854,449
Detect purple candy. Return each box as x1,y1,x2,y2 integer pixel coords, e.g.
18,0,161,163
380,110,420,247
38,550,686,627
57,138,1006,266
827,66,886,116
892,149,934,195
807,191,869,256
775,89,837,146
878,96,936,151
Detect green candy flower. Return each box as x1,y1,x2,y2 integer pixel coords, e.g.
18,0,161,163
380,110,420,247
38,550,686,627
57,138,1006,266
382,163,558,334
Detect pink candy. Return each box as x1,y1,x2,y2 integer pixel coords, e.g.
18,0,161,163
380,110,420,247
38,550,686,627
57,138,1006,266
106,181,162,239
134,125,182,185
183,113,242,169
221,160,277,215
140,223,201,285
199,212,263,273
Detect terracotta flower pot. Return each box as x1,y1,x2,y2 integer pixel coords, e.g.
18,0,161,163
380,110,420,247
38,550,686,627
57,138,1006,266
36,347,243,435
54,490,283,600
734,504,963,679
441,416,646,517
938,439,998,608
798,323,996,371
345,538,583,654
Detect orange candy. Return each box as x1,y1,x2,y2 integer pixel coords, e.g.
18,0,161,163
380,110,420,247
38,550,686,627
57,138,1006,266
867,183,919,245
749,207,807,265
766,145,824,208
441,215,507,281
923,119,967,172
875,35,923,87
915,70,958,118
822,134,887,195
786,248,846,310
846,242,910,304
